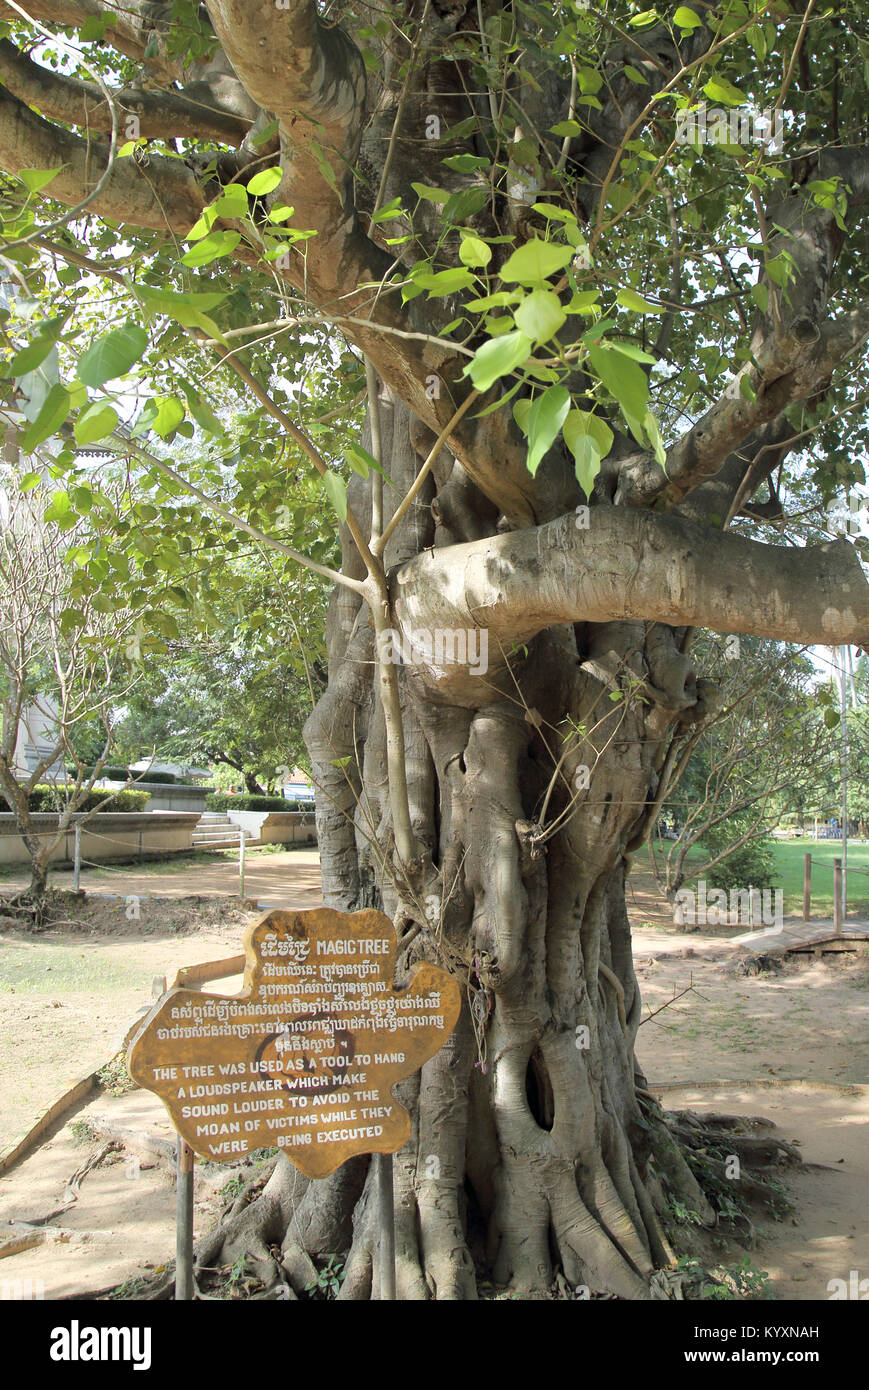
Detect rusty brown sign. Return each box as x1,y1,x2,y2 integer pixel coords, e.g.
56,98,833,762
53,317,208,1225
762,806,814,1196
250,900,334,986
127,907,461,1179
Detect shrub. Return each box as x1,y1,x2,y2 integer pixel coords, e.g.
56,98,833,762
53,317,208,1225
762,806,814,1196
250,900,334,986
67,764,131,782
205,793,313,813
1,786,150,813
699,819,776,892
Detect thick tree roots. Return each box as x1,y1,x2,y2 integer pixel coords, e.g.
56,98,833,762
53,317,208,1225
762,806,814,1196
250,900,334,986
189,1099,800,1301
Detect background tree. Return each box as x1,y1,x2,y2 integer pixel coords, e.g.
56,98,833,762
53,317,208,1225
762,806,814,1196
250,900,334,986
2,0,869,1299
651,635,819,901
0,466,141,915
114,557,327,791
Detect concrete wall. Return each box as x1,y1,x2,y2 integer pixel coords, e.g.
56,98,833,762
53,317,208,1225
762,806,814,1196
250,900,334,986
0,812,200,866
224,810,317,846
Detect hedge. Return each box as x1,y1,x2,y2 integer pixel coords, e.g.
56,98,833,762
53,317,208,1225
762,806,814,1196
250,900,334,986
68,767,182,785
1,786,150,813
67,765,131,782
205,793,314,813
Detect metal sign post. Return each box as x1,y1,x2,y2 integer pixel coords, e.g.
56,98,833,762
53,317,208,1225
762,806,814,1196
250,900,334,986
238,830,246,899
377,1152,396,1300
839,646,849,925
175,1137,195,1300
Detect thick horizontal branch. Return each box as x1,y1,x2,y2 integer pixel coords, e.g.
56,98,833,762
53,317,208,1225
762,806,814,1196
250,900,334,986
2,0,178,77
0,85,204,230
393,509,869,672
0,38,253,144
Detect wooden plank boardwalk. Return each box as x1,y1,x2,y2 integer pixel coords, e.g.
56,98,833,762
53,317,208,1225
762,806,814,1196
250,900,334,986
731,919,869,955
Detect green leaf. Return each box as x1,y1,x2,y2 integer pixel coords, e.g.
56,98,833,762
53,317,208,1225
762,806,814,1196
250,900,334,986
252,118,280,147
4,315,67,378
442,154,491,173
442,186,489,224
181,230,241,267
522,383,571,476
563,408,614,495
499,238,574,286
212,184,249,218
323,471,347,521
370,198,403,226
77,322,148,388
623,64,649,84
345,441,393,484
74,403,119,446
18,471,41,491
459,235,492,268
563,408,614,461
531,203,578,223
188,397,225,436
617,288,661,314
43,489,71,524
410,183,450,204
309,139,341,201
248,167,283,196
152,396,185,438
587,342,649,440
572,433,603,499
139,289,226,341
465,291,521,313
411,267,476,297
185,206,218,241
19,167,62,193
608,341,657,364
703,76,746,107
643,409,667,467
674,6,702,29
464,330,532,391
514,289,566,344
550,120,584,138
20,383,70,450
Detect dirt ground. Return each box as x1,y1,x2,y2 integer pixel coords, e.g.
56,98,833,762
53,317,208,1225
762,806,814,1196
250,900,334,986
0,850,867,1300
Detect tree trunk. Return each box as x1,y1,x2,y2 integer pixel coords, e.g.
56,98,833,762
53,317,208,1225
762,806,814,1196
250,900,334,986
197,396,715,1300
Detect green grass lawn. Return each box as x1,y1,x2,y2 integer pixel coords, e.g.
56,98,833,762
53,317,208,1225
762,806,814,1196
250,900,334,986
770,838,869,917
650,836,869,919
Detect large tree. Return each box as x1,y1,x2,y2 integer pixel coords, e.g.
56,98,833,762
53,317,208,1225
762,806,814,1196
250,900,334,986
3,0,869,1299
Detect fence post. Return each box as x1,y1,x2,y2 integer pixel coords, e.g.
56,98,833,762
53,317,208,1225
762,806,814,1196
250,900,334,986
73,822,81,890
803,853,812,922
239,829,245,900
833,858,843,937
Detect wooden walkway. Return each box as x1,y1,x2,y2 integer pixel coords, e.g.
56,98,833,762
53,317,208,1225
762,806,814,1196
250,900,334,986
731,918,869,955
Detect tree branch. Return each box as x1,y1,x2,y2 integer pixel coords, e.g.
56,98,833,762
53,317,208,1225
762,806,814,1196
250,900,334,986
0,85,204,230
618,298,869,508
393,510,869,681
0,38,253,145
